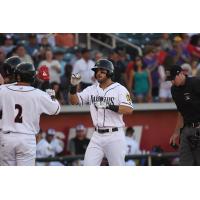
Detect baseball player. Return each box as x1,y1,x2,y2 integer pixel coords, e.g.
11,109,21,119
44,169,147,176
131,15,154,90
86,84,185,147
0,62,60,166
69,59,133,166
0,56,22,136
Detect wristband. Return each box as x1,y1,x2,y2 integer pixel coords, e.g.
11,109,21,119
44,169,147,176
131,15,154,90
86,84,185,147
107,105,119,112
70,85,77,95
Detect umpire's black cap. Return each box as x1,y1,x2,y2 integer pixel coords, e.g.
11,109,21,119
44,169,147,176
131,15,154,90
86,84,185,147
166,65,183,81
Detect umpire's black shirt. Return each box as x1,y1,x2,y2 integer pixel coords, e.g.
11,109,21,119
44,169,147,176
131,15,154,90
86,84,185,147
171,77,200,124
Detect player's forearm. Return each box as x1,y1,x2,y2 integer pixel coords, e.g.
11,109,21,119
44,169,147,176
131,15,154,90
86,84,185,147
118,105,133,114
69,94,79,105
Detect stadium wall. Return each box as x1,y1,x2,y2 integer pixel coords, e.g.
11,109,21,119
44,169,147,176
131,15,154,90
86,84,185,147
40,103,178,152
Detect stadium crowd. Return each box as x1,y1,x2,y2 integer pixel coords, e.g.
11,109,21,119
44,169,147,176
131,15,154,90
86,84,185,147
1,33,200,104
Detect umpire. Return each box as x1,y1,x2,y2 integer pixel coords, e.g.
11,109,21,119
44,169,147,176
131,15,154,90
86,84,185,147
168,65,200,165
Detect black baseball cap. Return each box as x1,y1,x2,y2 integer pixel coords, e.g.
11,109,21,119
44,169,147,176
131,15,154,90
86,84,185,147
166,65,183,81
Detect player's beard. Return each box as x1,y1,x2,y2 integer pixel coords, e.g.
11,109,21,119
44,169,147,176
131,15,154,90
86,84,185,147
96,76,108,84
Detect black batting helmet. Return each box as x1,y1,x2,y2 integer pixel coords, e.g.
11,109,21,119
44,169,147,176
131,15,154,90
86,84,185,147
92,59,114,78
3,56,21,77
15,62,36,83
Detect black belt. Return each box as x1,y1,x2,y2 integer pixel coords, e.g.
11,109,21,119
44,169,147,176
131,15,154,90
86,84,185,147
95,127,118,134
185,122,200,128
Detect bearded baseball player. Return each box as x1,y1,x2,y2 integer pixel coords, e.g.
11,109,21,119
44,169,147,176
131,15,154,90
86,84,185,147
0,62,60,166
69,59,133,166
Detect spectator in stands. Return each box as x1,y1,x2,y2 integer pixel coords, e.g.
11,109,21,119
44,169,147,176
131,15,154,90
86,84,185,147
125,127,141,166
39,49,61,83
109,49,127,86
179,33,190,49
169,36,190,65
128,56,152,103
70,46,82,67
46,128,64,156
25,34,39,65
159,33,173,51
36,129,54,166
1,34,15,55
37,34,55,48
51,82,65,105
54,50,66,76
68,124,90,155
60,64,73,104
55,33,75,48
72,48,95,90
143,45,159,101
25,34,39,57
125,55,135,88
190,58,199,76
94,51,103,62
13,44,33,64
187,34,200,60
158,55,173,102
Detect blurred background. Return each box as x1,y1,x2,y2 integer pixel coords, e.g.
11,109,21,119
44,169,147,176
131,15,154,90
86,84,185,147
1,33,200,166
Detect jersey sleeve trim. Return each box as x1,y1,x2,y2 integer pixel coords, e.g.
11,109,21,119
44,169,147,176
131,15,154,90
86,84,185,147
53,104,61,115
120,102,134,108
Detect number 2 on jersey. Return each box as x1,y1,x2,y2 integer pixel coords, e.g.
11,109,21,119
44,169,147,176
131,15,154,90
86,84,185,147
15,104,23,123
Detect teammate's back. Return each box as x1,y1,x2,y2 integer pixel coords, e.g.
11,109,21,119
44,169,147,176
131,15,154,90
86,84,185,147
0,84,60,135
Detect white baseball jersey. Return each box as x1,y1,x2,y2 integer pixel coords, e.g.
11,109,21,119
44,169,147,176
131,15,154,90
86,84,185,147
77,82,133,128
125,136,141,155
36,138,54,158
0,83,17,130
0,85,60,135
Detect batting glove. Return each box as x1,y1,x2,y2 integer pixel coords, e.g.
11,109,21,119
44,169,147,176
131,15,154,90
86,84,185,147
71,73,81,86
46,89,56,100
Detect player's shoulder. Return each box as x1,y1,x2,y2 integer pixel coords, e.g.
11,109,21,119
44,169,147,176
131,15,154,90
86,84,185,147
113,82,129,92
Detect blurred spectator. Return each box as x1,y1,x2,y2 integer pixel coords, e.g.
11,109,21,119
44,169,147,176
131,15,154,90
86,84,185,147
109,49,126,86
187,34,200,60
50,82,65,105
54,50,67,76
14,44,33,64
179,33,190,49
94,51,103,62
159,33,173,51
60,64,73,104
25,34,40,64
39,49,61,83
68,124,90,155
72,48,95,90
25,34,39,56
158,55,173,102
70,46,82,67
46,128,64,156
36,129,54,166
37,34,55,48
125,127,141,166
169,36,190,65
1,34,15,55
128,56,152,103
55,33,75,48
190,58,199,76
125,56,135,87
143,45,159,101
